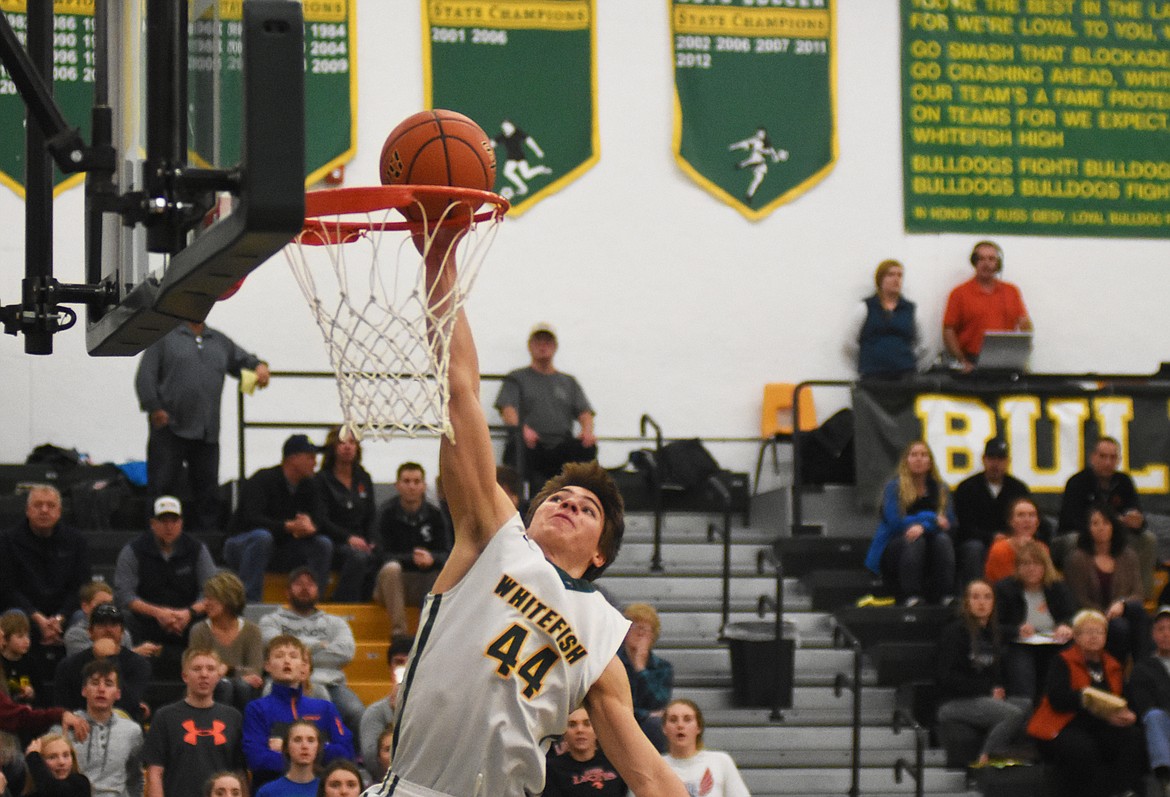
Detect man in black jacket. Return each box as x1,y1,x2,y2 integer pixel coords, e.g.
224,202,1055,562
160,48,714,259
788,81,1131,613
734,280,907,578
0,485,92,686
55,604,152,724
222,435,330,602
952,439,1037,585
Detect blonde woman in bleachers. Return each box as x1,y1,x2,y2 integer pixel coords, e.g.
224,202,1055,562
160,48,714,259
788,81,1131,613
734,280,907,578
864,441,957,606
661,699,749,797
188,571,264,711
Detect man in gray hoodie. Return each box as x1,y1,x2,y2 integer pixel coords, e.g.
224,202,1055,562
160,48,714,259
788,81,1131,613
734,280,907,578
257,566,364,738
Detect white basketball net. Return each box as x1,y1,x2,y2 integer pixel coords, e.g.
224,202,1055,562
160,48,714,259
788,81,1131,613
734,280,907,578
284,189,505,441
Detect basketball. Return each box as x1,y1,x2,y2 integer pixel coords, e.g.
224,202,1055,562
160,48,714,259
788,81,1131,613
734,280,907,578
380,109,496,222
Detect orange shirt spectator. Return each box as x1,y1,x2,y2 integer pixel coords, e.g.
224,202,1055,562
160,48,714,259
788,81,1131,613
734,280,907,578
943,241,1031,370
984,538,1049,585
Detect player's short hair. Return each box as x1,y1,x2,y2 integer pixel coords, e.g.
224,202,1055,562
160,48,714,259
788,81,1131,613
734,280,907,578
396,461,425,481
182,646,222,669
623,603,661,643
265,634,309,661
0,612,30,637
527,461,624,581
203,571,247,617
203,771,249,797
82,657,119,685
872,259,903,291
79,580,114,604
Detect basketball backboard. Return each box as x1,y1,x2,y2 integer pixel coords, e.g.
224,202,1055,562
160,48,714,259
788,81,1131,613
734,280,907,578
0,0,305,356
85,0,305,355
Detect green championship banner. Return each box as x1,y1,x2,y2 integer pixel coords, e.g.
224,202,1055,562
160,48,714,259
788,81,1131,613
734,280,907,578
671,0,837,221
422,0,597,217
190,0,356,186
0,0,355,198
902,0,1170,238
0,0,94,197
852,381,1170,515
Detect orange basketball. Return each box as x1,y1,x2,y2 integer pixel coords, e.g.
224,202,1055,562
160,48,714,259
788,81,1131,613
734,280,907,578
380,109,496,223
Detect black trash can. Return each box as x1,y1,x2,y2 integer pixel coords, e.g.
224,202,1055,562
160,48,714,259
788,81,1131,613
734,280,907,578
722,620,795,708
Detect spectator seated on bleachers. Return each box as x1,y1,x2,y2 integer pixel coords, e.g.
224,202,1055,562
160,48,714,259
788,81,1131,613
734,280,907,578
1026,609,1144,797
952,438,1038,586
983,496,1048,584
257,568,364,739
372,463,448,638
253,720,321,797
222,435,331,603
1057,437,1157,598
864,441,956,606
617,603,672,753
0,485,92,681
242,635,354,791
993,541,1075,703
56,658,144,797
661,699,749,797
24,732,91,797
0,612,42,707
1062,505,1148,666
54,605,150,725
1128,606,1170,796
314,426,377,604
186,571,264,712
934,580,1030,768
359,636,411,783
543,707,627,796
64,581,156,659
143,648,243,797
114,496,216,679
0,625,88,745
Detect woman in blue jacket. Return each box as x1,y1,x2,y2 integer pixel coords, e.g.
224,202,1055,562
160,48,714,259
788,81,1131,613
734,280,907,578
865,440,957,605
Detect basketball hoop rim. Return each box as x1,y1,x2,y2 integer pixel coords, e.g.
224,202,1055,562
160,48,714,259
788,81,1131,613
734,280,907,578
300,185,509,243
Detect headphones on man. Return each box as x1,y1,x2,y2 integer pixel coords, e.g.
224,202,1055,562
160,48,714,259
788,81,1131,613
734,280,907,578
969,241,1004,272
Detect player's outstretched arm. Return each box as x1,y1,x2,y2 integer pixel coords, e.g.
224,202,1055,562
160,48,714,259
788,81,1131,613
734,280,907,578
584,658,688,797
426,256,516,590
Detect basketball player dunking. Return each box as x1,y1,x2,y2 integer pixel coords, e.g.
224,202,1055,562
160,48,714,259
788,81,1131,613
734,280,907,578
369,254,686,796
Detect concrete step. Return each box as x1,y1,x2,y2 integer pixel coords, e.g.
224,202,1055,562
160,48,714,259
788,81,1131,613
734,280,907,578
740,765,966,795
655,609,833,647
624,513,777,544
731,746,947,769
702,724,931,751
607,541,772,575
675,668,877,690
597,574,801,607
661,646,858,677
677,684,897,713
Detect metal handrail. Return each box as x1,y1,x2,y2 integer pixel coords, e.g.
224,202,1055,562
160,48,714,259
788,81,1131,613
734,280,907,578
706,475,733,633
638,414,666,572
753,548,787,723
892,705,928,797
830,621,865,797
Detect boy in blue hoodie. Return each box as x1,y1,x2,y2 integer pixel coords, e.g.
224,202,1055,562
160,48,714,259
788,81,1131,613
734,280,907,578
243,634,354,788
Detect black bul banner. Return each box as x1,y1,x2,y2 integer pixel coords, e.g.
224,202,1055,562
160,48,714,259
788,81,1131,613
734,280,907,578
422,0,597,216
670,0,837,221
852,382,1170,515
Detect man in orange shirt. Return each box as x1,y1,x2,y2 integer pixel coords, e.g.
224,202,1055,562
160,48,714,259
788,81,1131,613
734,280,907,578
943,241,1032,373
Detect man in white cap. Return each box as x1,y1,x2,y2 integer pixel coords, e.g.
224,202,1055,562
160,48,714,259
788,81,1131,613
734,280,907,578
114,496,217,678
495,323,598,490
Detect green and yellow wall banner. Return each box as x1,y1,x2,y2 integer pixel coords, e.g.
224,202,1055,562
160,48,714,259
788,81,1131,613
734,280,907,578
902,0,1170,238
670,0,837,221
422,0,598,217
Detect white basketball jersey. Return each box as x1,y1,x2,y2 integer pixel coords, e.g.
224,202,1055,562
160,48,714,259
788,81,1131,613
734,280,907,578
384,514,629,797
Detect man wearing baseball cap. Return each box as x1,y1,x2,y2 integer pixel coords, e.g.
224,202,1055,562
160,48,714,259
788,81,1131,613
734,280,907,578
223,435,330,602
952,438,1040,585
495,323,598,491
55,603,152,723
1129,606,1170,794
114,496,217,678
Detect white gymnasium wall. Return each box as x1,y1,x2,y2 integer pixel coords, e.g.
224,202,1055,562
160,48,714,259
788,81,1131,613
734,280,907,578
1,1,1168,488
